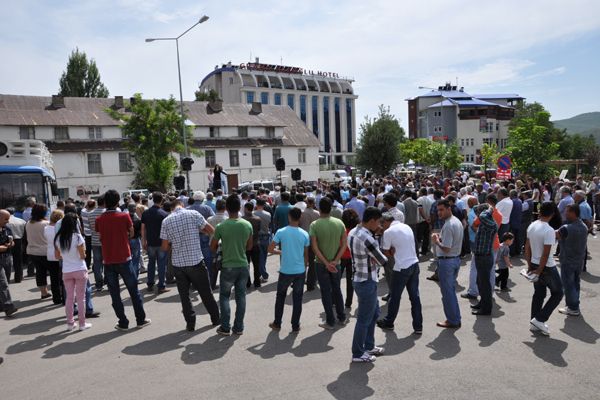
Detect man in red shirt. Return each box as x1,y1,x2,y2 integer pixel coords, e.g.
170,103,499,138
96,190,150,331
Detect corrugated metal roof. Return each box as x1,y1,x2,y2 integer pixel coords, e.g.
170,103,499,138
0,94,320,148
471,94,524,100
428,98,506,108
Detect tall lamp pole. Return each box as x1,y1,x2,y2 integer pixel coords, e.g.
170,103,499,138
146,15,210,192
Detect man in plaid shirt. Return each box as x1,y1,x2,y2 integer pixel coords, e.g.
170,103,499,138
348,207,388,363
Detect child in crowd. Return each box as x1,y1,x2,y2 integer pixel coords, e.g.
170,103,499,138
495,232,514,291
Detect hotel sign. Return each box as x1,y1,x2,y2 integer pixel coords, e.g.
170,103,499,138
239,62,340,79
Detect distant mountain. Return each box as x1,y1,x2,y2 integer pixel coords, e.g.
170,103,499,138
553,112,600,142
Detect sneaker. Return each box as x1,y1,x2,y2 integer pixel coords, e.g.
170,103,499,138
186,323,195,332
319,322,335,330
460,293,478,300
79,323,92,331
85,311,101,318
367,346,385,356
352,352,377,363
66,323,76,332
338,318,350,326
232,330,244,336
269,322,281,331
260,277,269,283
136,319,152,329
529,325,541,333
114,324,129,332
291,326,301,333
413,329,423,335
530,318,550,336
216,327,231,336
376,319,394,331
157,288,171,294
558,307,581,316
146,286,154,293
5,307,18,317
95,287,103,293
382,294,390,302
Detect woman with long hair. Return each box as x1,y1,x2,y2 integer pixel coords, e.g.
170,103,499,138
44,209,65,305
26,204,62,303
55,212,91,331
340,208,360,308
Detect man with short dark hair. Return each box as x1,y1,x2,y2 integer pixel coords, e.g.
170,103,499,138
243,202,262,288
254,199,272,283
274,192,292,232
161,199,219,331
471,204,497,316
142,192,169,293
96,190,150,331
207,199,228,288
88,195,106,291
300,197,320,291
345,189,366,220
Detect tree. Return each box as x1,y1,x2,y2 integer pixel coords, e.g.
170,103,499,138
355,105,406,176
442,143,464,172
584,145,600,172
107,94,196,192
195,89,221,102
507,110,559,179
480,143,500,171
427,141,447,171
399,138,431,165
58,48,109,97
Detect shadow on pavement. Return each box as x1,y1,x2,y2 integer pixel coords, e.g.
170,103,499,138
5,331,70,354
247,330,298,359
9,316,63,335
581,271,600,284
382,330,418,355
523,336,568,367
290,329,335,357
326,363,375,400
42,330,123,358
473,316,500,347
122,325,213,356
426,329,461,360
561,315,600,344
181,334,239,364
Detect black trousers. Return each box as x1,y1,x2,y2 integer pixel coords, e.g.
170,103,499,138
306,248,317,290
496,268,509,290
416,222,430,255
31,255,63,304
10,238,23,282
84,235,92,269
339,258,354,307
174,262,220,326
475,254,493,314
246,246,261,286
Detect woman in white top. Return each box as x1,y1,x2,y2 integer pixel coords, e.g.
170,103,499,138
55,212,91,331
43,210,65,305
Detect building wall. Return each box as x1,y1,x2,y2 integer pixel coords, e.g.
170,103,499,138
456,119,510,163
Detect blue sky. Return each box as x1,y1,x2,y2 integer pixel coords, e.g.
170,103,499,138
1,0,599,129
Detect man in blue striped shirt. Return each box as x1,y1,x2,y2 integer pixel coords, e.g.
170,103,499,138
348,207,388,363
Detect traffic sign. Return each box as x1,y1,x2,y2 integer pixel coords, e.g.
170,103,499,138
497,155,512,170
496,168,512,180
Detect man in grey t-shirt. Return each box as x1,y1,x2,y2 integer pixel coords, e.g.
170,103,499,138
431,199,464,328
254,199,272,281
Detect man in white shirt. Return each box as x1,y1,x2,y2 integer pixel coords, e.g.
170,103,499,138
376,213,422,334
525,202,563,336
496,188,513,239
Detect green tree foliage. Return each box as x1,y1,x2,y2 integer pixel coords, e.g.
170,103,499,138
442,144,464,172
558,133,597,160
399,138,432,165
480,143,500,170
195,89,221,102
399,139,462,173
107,94,195,192
356,105,406,175
507,110,559,179
58,48,109,97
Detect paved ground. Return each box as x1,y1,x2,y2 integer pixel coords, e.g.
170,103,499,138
2,236,600,400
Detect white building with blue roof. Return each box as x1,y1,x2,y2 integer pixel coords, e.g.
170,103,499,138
406,83,524,163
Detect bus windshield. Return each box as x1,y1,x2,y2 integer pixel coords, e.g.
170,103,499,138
0,172,45,211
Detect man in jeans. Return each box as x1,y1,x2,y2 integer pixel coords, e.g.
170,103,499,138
309,197,347,329
557,204,587,317
432,199,464,329
470,205,497,316
348,207,388,363
525,201,564,335
96,190,150,331
88,195,105,291
376,212,422,334
142,192,169,294
268,207,309,332
254,199,272,282
0,210,18,317
211,195,253,336
299,197,320,291
161,199,220,331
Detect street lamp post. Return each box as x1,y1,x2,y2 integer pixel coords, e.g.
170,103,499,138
146,15,210,192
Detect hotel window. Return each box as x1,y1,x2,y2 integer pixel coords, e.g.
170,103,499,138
246,91,255,103
229,150,239,167
334,98,341,153
205,150,216,168
19,126,35,139
300,95,307,123
323,96,330,152
209,126,220,138
251,149,261,166
274,93,282,105
87,153,103,174
238,126,248,138
118,152,133,172
261,92,269,105
312,96,319,137
287,94,295,110
88,127,103,139
346,99,353,153
54,126,69,140
298,148,306,164
266,127,275,139
272,148,281,165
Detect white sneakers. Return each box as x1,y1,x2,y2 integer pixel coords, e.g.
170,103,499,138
558,307,581,316
530,318,550,336
66,324,76,332
367,346,385,356
79,323,93,331
352,352,377,363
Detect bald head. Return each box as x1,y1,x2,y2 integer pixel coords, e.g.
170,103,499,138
0,209,10,227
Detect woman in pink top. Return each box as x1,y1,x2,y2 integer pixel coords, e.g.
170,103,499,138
55,213,92,331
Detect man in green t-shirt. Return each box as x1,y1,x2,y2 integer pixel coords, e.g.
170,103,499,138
309,197,348,329
211,195,253,336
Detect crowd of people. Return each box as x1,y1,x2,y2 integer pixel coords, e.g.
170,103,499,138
0,171,597,363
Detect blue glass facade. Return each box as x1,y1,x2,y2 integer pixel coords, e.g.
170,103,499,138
300,95,307,123
274,93,282,105
323,97,330,152
261,92,269,104
334,97,341,153
287,94,295,110
346,99,353,153
311,96,319,137
246,91,255,103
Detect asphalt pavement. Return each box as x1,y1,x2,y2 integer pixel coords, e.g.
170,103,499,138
1,237,600,400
